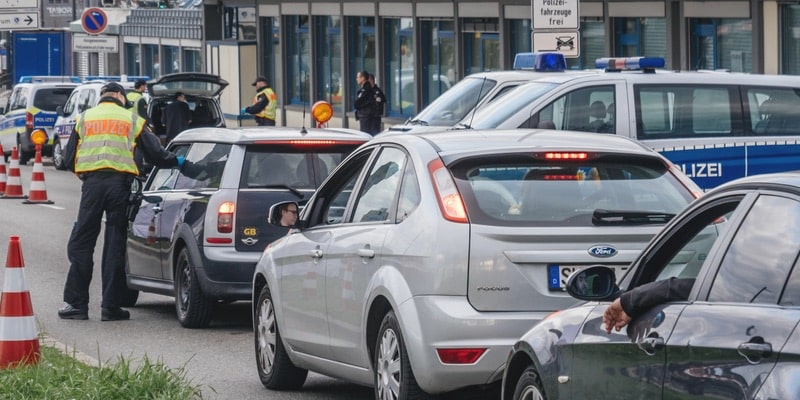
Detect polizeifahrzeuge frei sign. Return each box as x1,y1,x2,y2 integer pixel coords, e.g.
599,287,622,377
531,0,580,57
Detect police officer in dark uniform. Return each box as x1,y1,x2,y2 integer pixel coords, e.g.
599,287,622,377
58,82,184,321
354,70,378,135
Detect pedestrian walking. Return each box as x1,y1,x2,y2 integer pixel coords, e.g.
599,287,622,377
163,91,192,143
57,82,184,321
354,70,378,135
369,74,386,134
241,76,278,126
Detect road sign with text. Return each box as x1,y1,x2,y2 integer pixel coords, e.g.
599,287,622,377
532,0,579,30
0,11,38,30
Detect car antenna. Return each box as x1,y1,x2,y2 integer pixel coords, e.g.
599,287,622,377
300,100,308,134
464,76,487,130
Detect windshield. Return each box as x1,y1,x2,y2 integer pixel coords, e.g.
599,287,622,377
465,82,557,129
410,77,498,126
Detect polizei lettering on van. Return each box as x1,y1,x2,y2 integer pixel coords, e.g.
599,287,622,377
679,162,722,178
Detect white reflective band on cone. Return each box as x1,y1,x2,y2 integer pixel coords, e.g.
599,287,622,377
2,268,29,292
0,316,38,341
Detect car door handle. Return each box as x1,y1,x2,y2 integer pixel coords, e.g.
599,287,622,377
152,206,163,213
638,333,664,355
357,248,375,258
738,339,772,363
309,249,323,260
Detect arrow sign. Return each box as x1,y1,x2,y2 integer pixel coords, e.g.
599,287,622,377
0,12,39,30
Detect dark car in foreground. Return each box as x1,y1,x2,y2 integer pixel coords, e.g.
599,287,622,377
125,126,371,328
502,172,800,400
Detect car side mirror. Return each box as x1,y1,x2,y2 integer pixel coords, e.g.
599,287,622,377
268,201,299,228
565,265,620,301
56,105,64,116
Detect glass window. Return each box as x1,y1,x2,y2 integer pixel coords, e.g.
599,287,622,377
174,143,231,190
143,44,160,80
182,49,202,72
224,6,257,40
469,82,558,129
125,43,140,76
395,159,420,223
566,19,605,70
452,155,695,227
635,85,736,139
33,88,73,111
745,87,800,135
709,195,800,304
259,16,282,102
346,16,377,111
782,260,800,306
413,77,498,126
420,20,455,108
463,18,500,75
147,144,190,191
508,19,531,67
62,91,79,115
534,85,615,133
309,151,373,227
781,5,800,75
689,18,752,72
314,16,343,112
241,144,356,190
384,17,415,117
285,15,311,105
613,17,666,59
352,147,407,223
163,46,180,74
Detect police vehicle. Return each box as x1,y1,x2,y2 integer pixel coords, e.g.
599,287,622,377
457,54,800,190
382,53,597,135
0,76,78,164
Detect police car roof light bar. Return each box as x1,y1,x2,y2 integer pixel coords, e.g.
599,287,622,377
595,57,665,72
513,52,567,72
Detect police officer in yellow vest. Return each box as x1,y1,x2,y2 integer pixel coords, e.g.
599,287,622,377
57,82,184,322
126,79,149,122
241,76,277,126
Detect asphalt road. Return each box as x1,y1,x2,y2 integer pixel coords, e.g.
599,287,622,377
0,161,500,400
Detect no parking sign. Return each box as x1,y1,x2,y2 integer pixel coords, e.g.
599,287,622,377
81,8,108,35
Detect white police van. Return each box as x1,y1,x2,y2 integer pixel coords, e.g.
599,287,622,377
383,53,597,135
458,54,800,190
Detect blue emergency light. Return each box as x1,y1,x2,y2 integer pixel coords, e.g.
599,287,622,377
595,56,665,71
18,75,82,83
84,75,151,82
513,52,567,72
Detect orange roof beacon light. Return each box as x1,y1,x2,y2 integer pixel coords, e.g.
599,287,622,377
311,101,333,128
30,129,47,148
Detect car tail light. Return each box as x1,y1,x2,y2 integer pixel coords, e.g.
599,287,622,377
25,112,33,130
544,152,588,160
428,159,467,223
217,201,235,233
252,139,366,146
436,348,486,364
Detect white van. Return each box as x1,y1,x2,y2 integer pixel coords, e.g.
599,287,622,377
458,56,800,190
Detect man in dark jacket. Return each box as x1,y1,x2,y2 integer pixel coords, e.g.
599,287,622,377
369,74,386,134
163,91,192,143
58,82,184,321
354,70,378,135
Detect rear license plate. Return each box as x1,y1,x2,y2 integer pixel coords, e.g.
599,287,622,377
548,264,629,291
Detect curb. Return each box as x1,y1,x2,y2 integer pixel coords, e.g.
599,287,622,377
40,334,100,367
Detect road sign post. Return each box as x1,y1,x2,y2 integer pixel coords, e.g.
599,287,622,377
531,0,580,58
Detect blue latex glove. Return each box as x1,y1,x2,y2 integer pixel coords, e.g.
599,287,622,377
176,156,185,168
240,107,247,116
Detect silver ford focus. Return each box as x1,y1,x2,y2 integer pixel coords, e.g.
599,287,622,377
251,129,701,399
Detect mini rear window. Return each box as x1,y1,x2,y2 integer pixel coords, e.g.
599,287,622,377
451,154,695,227
34,88,75,111
241,143,362,190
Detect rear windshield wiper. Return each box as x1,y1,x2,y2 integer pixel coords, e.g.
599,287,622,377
407,119,428,126
452,122,472,130
247,184,303,198
592,209,676,225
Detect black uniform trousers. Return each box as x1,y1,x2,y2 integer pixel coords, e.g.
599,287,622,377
255,116,276,126
63,171,133,309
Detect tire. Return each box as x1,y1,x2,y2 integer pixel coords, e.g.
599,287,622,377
512,366,547,400
374,311,431,400
174,247,212,328
52,140,66,170
254,285,308,390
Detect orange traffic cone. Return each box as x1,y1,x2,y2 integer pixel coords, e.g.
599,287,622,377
0,235,40,369
22,146,53,205
1,147,27,200
0,144,7,196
